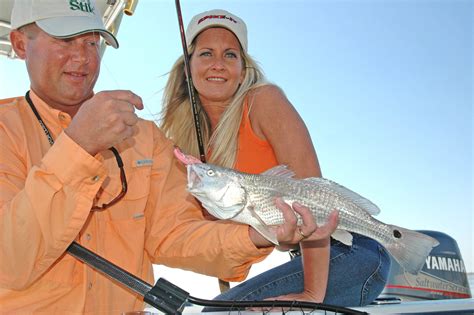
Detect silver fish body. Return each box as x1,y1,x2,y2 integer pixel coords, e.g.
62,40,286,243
186,163,439,275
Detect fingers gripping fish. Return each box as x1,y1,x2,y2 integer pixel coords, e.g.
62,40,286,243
173,147,439,275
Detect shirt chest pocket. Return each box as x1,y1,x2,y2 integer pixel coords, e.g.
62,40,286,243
97,164,151,221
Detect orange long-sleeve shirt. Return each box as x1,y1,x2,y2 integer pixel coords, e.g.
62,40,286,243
0,92,271,314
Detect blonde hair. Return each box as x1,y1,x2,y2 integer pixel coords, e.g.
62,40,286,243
159,42,268,168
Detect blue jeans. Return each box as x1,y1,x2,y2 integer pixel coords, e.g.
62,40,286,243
205,233,391,310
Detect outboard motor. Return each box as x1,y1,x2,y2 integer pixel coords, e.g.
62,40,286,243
376,230,471,303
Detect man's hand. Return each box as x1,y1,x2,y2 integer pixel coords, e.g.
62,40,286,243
65,90,143,155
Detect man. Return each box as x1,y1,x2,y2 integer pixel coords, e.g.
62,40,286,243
0,0,326,313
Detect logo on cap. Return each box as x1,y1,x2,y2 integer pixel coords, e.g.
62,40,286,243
198,15,237,25
69,0,95,14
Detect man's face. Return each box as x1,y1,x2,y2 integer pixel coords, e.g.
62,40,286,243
17,24,101,114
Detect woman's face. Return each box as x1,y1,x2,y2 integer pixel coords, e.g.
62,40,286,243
190,27,245,106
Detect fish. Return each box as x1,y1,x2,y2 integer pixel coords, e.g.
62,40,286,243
174,148,439,275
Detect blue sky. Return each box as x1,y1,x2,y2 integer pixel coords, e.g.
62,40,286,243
0,0,471,299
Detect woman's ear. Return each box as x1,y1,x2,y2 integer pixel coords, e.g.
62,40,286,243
9,30,28,60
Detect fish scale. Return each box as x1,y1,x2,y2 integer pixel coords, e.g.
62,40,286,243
181,159,440,275
238,174,393,245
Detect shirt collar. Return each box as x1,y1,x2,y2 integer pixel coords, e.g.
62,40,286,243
28,90,72,128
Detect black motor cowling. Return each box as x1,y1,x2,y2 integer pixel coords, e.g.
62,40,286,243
378,230,471,301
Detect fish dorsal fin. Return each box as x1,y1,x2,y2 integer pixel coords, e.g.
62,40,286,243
331,229,353,246
303,177,381,215
261,165,295,178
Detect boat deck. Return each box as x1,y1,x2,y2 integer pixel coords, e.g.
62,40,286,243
143,297,474,314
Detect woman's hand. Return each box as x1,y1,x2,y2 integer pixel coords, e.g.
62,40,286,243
249,198,339,248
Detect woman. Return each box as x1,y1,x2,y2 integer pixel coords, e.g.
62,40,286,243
160,9,390,307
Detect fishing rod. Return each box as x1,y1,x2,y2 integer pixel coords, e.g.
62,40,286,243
175,0,206,163
174,0,232,292
168,2,361,312
67,242,367,315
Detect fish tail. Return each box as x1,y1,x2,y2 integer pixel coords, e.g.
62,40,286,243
383,225,439,274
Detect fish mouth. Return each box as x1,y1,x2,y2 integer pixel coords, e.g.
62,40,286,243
187,166,202,190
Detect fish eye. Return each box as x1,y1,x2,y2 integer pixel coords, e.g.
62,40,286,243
207,170,215,176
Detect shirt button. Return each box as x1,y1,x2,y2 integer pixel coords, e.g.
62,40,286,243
92,175,100,182
88,282,93,290
85,233,91,241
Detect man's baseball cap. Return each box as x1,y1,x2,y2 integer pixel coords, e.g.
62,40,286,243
186,9,247,52
11,0,119,48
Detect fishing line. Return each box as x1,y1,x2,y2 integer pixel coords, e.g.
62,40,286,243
174,0,207,163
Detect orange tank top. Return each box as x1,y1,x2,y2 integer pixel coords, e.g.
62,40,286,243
234,100,278,174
